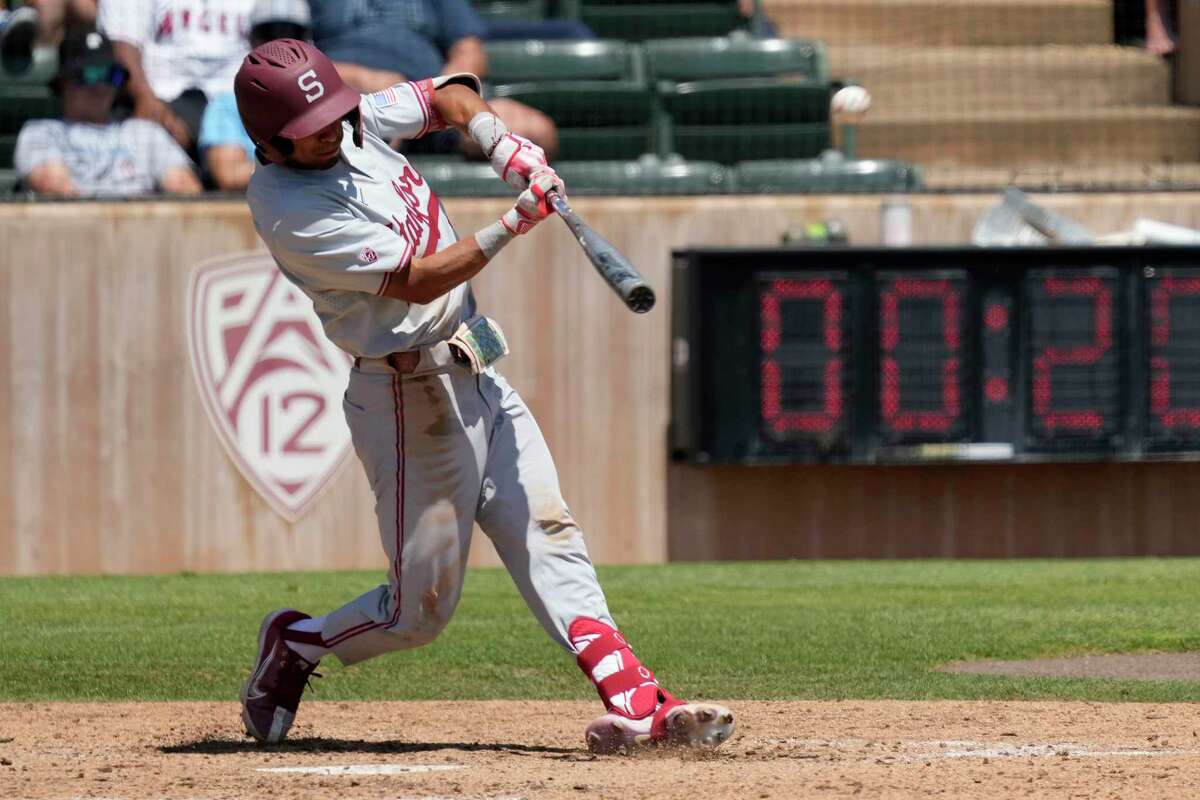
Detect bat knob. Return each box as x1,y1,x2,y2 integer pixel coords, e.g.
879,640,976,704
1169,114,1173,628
628,285,656,314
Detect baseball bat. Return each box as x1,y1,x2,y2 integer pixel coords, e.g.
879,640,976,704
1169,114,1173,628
547,191,656,314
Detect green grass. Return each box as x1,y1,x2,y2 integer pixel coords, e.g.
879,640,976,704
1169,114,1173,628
3,560,1199,702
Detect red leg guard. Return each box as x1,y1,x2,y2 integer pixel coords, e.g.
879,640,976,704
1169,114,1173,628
569,617,686,735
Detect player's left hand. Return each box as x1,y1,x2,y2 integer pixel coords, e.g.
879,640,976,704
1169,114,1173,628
490,133,548,190
530,166,565,206
499,171,560,235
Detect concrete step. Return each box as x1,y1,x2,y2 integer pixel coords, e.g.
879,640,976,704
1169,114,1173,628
830,45,1170,113
854,107,1200,167
921,163,1200,191
765,0,1113,46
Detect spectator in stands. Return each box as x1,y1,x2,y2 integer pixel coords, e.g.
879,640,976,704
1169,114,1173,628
1,0,95,74
1145,0,1176,56
198,0,307,192
1,2,39,73
308,0,558,157
99,0,256,156
738,0,778,37
482,3,594,42
14,28,201,197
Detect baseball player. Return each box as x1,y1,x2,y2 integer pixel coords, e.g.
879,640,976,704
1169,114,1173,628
234,39,734,754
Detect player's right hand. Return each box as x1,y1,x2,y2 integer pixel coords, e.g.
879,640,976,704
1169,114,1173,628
490,132,548,190
499,171,559,235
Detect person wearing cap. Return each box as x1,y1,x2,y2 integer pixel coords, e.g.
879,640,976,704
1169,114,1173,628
13,27,201,197
197,0,308,191
98,0,256,156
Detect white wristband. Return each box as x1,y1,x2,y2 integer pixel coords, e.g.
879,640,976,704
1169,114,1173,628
468,111,510,159
474,220,515,260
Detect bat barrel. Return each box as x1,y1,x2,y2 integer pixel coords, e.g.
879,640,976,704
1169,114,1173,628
548,190,655,314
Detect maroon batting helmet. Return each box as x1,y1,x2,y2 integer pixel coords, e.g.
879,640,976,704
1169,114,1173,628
234,38,362,164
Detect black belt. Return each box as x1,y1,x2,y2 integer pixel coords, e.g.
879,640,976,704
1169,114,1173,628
352,350,421,374
353,346,469,374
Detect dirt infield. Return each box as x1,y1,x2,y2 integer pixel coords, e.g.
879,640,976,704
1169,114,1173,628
2,700,1199,799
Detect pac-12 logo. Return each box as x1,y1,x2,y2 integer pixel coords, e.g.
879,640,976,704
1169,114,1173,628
187,252,352,522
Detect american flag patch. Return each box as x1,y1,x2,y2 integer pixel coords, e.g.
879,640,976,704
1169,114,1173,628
370,86,401,108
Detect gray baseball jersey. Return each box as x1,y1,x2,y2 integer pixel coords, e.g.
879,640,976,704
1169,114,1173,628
248,79,472,359
245,80,614,667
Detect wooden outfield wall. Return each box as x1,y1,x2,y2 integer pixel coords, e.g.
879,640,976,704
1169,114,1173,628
3,193,1200,575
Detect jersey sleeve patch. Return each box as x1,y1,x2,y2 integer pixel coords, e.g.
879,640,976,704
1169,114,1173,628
370,86,403,109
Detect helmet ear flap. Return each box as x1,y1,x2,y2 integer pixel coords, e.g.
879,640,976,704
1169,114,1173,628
253,137,292,165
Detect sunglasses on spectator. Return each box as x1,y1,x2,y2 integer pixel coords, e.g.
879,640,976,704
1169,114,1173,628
69,63,129,88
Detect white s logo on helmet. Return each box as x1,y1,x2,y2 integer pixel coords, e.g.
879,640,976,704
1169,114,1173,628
298,69,325,103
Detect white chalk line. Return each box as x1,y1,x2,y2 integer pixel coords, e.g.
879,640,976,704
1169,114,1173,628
761,737,1200,762
906,740,1200,762
256,763,466,775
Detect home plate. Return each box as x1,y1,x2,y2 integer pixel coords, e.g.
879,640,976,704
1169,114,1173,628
257,764,466,776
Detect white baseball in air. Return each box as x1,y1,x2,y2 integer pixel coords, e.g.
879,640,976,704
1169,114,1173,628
832,85,872,115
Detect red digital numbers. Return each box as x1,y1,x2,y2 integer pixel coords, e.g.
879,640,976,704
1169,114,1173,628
760,278,844,435
1030,276,1112,433
878,277,963,437
1149,274,1200,431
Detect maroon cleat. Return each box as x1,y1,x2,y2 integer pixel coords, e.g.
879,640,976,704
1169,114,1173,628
240,609,321,744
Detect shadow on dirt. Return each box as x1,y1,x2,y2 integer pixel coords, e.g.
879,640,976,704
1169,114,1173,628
158,737,580,756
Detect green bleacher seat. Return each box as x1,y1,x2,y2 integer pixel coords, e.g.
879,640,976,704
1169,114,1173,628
554,157,729,194
733,158,925,193
408,156,732,196
492,83,654,160
0,134,18,169
489,42,653,161
578,3,744,41
644,37,828,83
670,123,829,163
554,125,651,160
656,78,831,163
473,0,547,23
0,84,58,135
485,39,642,84
662,78,830,125
407,159,515,197
642,37,835,164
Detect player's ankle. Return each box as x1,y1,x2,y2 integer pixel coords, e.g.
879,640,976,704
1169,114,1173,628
282,615,331,663
570,617,661,720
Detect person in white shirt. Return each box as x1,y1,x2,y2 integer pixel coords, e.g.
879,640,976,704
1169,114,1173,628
99,0,255,155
